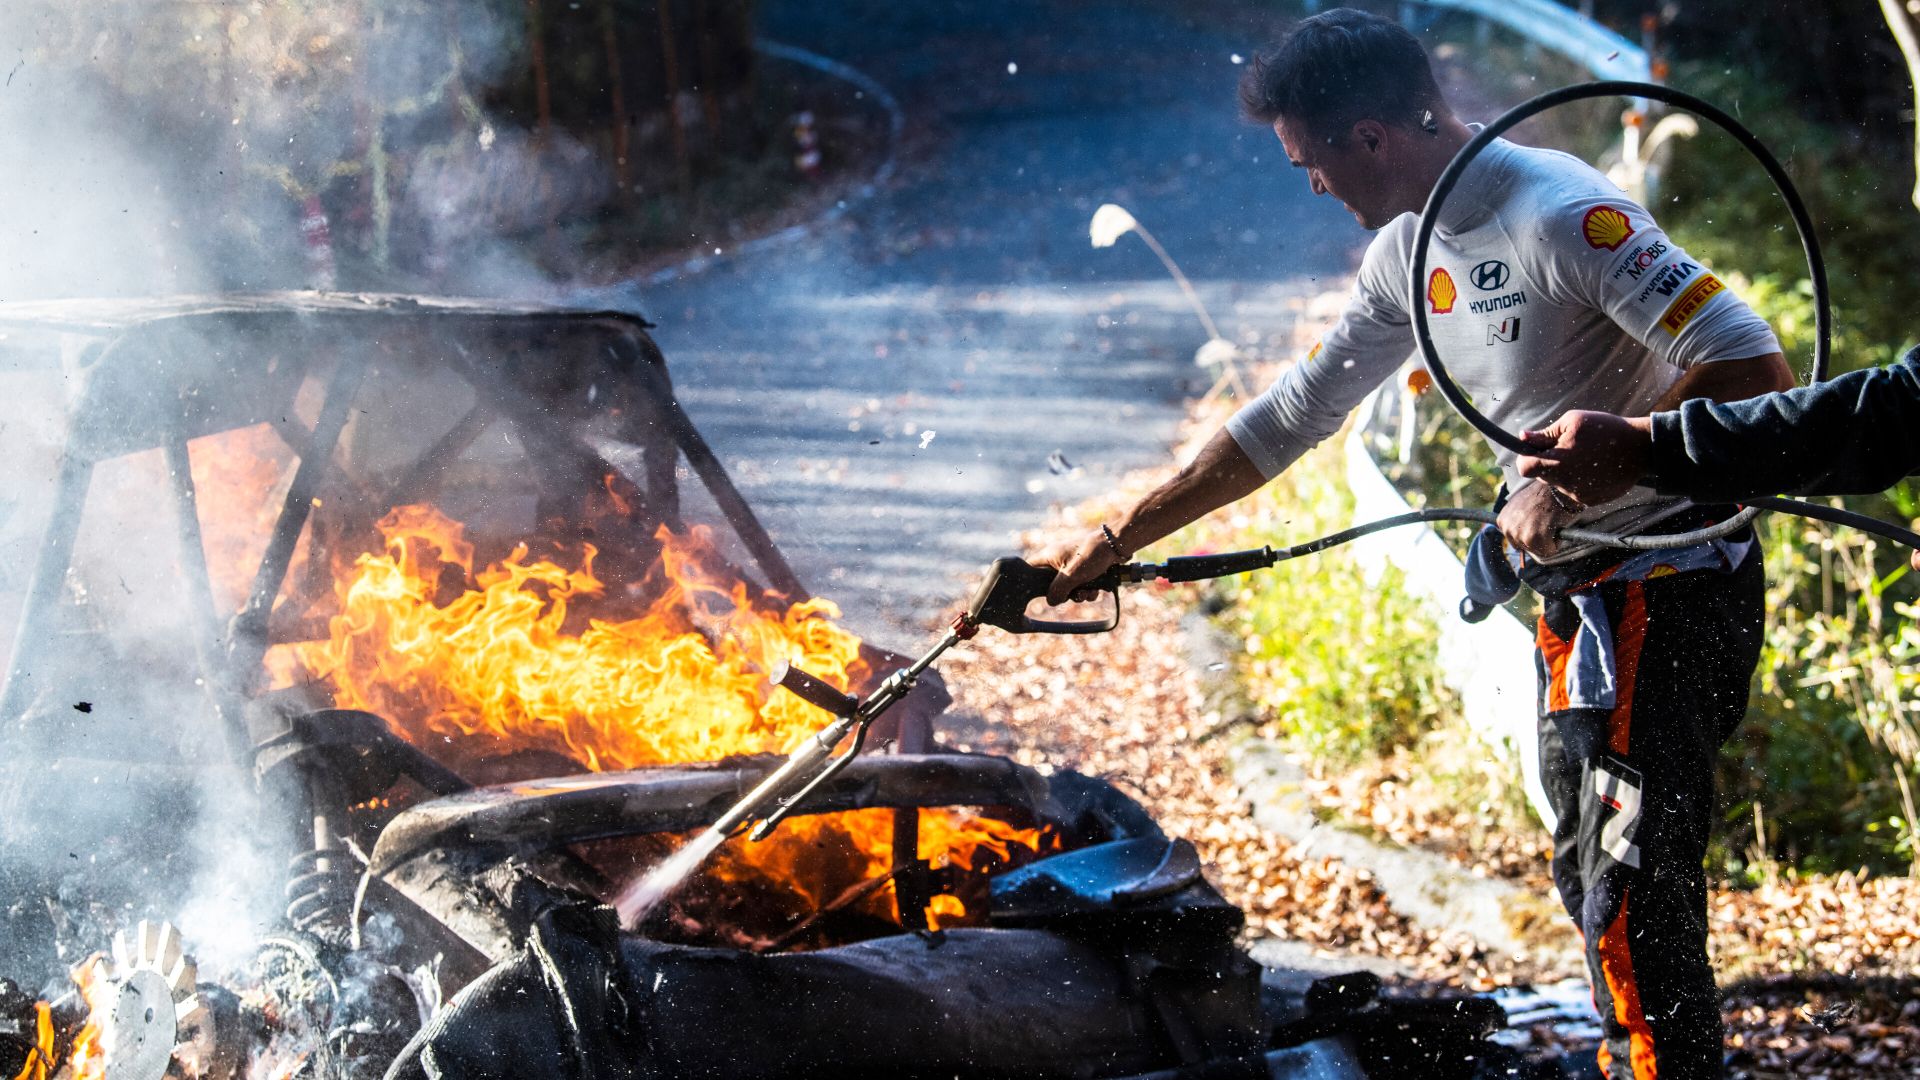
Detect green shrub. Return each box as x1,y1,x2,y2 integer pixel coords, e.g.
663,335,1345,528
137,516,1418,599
1658,64,1920,376
1184,434,1460,764
1717,512,1920,878
1643,64,1920,876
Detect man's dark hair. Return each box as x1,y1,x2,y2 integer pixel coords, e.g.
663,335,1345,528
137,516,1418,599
1239,7,1445,142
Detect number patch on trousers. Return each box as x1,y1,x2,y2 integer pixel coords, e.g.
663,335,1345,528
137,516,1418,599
1591,756,1644,870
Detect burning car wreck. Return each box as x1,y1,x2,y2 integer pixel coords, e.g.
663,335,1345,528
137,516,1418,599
0,294,1511,1080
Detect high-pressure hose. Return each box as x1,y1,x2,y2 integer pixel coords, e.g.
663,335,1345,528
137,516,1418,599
1405,79,1920,552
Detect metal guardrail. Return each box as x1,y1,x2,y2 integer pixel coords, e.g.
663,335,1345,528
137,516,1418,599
1408,0,1649,81
1408,0,1675,198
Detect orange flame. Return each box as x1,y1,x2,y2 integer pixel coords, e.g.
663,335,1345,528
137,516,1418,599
61,956,110,1080
282,505,1049,928
291,506,865,770
187,424,299,614
6,1001,52,1080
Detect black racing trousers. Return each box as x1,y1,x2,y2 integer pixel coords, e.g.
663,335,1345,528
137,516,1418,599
1534,550,1764,1080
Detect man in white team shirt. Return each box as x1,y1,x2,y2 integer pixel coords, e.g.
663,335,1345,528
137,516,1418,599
1038,10,1792,1079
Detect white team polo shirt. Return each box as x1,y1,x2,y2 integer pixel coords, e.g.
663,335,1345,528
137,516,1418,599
1228,136,1781,562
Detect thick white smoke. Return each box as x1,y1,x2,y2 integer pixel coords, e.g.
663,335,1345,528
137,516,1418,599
0,8,210,299
0,0,602,988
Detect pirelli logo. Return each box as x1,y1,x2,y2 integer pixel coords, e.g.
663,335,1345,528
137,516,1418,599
1658,272,1724,336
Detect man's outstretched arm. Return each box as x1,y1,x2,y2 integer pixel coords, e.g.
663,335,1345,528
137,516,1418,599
1518,348,1920,505
1036,428,1268,605
1034,214,1418,599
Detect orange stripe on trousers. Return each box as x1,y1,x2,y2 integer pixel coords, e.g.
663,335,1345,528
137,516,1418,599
1598,892,1661,1078
1599,582,1654,1076
1607,583,1648,754
1536,617,1575,713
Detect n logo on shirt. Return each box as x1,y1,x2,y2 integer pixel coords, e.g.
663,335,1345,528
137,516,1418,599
1486,317,1521,344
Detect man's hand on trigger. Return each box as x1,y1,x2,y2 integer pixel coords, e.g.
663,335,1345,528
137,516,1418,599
1498,480,1581,560
1037,529,1123,606
1515,410,1654,508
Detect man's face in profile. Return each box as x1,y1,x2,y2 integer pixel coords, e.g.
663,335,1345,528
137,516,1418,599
1273,113,1397,230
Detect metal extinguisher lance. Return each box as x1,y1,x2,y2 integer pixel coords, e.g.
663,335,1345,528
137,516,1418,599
713,547,1286,843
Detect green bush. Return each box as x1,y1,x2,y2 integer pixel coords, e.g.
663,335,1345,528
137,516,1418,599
1716,512,1920,878
1647,64,1920,876
1184,434,1460,764
1658,64,1920,376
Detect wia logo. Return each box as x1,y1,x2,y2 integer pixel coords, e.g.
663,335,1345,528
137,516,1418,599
1651,261,1701,298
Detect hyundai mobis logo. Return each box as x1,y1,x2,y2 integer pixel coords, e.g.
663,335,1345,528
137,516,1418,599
1610,239,1669,283
1469,259,1509,291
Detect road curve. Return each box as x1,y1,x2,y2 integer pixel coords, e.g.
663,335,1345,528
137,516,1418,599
619,0,1363,642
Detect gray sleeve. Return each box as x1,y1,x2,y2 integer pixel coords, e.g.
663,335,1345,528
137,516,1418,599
1225,228,1414,478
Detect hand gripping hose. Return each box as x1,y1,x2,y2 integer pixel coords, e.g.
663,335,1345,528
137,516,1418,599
1403,80,1920,550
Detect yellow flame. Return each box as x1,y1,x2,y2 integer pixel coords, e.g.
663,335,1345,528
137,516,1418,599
62,956,110,1080
282,505,1050,923
292,507,863,770
6,1001,52,1080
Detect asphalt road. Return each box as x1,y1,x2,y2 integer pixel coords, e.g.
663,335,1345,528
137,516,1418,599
608,1,1364,642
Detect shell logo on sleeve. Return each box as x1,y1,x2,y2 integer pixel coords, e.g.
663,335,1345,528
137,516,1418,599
1426,268,1457,314
1582,205,1636,251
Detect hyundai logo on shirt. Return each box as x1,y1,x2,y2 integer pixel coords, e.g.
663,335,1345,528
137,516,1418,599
1470,260,1509,291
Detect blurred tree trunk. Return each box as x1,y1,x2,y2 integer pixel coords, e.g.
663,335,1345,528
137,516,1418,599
697,2,722,138
657,0,692,194
599,0,632,204
1880,0,1920,210
525,0,554,147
